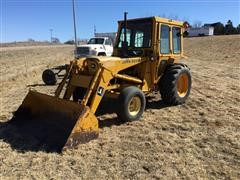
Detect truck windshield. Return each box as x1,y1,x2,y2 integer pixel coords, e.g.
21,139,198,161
117,19,152,48
88,38,104,44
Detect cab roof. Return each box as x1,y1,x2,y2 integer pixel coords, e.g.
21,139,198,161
90,37,108,39
118,16,183,26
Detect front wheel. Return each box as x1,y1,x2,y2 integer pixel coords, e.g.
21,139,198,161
159,64,192,105
117,86,146,122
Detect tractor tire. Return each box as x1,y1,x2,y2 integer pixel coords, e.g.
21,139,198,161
42,69,58,85
73,87,87,102
117,86,146,122
159,64,192,105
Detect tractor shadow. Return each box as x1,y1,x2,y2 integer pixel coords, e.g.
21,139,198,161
0,96,170,153
145,96,172,110
97,96,171,128
27,83,48,87
0,120,45,153
0,117,73,153
96,98,123,128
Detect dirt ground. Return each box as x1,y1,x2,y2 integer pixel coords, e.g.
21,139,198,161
0,35,239,179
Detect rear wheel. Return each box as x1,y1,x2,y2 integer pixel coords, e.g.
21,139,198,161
117,86,146,122
159,64,192,105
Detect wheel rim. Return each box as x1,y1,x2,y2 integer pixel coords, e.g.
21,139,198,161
177,73,189,97
128,96,141,116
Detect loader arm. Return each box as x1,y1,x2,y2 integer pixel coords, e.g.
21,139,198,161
64,57,147,113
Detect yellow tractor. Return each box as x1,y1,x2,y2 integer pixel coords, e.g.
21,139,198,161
12,13,191,151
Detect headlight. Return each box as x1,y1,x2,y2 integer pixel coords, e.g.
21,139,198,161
90,49,98,55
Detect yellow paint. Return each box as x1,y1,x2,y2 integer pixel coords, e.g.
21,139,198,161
177,73,189,97
128,96,141,116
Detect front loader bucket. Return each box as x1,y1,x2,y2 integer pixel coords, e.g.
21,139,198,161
10,91,98,152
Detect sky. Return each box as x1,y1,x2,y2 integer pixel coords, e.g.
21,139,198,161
1,0,240,43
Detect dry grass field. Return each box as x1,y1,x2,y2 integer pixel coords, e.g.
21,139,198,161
0,35,239,179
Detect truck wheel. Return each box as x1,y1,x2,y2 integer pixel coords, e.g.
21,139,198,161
98,52,106,56
42,69,58,85
117,86,146,122
159,64,192,105
73,87,86,102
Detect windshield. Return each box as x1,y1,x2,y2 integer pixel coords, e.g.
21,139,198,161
117,19,152,48
87,38,104,44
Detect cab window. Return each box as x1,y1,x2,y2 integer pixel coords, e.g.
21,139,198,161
160,25,170,54
105,39,112,45
135,31,144,47
118,29,131,47
88,38,104,44
172,27,181,54
117,19,152,48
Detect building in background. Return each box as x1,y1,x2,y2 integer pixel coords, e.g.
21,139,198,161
187,26,214,37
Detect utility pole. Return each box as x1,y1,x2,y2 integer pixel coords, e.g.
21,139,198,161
72,0,78,49
94,25,96,37
49,29,53,43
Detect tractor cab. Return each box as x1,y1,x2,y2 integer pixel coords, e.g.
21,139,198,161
113,16,185,60
114,17,153,57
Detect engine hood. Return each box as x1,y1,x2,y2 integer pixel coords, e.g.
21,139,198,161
85,56,144,70
77,44,104,49
86,56,122,62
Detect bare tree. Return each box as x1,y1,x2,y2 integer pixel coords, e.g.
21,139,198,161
159,13,166,18
169,14,179,20
193,20,202,28
27,38,35,42
159,13,180,20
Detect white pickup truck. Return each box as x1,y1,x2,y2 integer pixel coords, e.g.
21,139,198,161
43,37,115,85
75,37,113,57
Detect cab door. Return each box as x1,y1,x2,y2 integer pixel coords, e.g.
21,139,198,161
172,26,182,56
154,23,172,80
159,24,171,56
104,38,113,56
154,23,183,85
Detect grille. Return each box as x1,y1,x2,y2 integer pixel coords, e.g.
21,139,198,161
76,47,90,55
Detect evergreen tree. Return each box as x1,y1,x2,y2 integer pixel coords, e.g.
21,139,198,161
214,23,225,35
225,20,237,34
237,24,240,34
